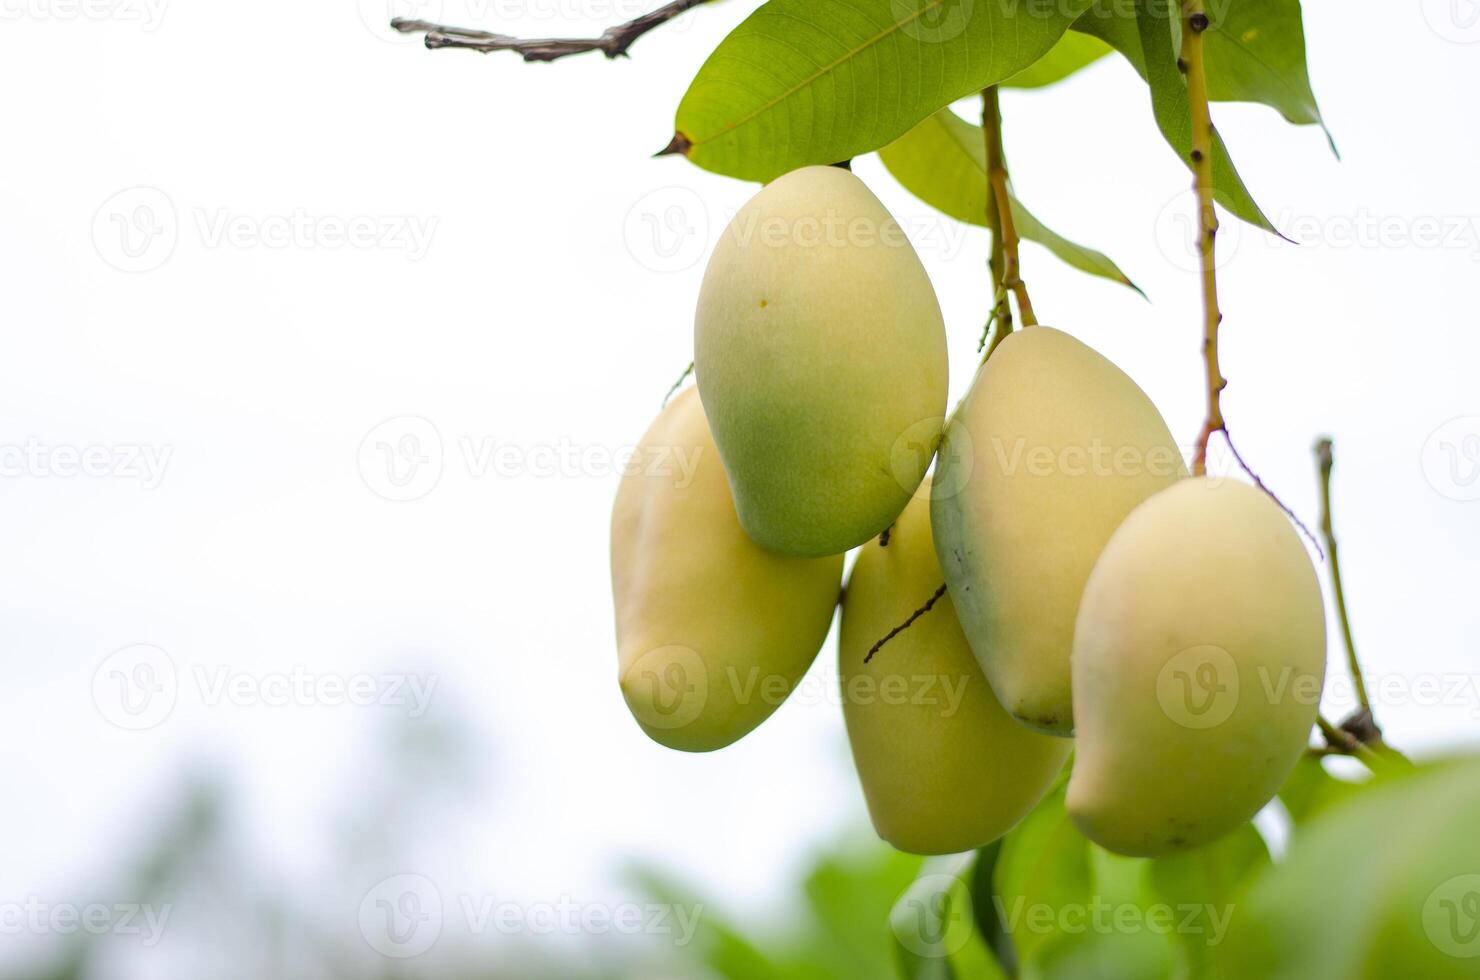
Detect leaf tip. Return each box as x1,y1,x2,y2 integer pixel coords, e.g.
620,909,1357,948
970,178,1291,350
654,132,692,159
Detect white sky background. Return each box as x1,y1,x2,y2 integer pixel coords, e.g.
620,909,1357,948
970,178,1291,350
1,0,1478,971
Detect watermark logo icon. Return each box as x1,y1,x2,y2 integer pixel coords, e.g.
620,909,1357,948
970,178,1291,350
1153,189,1242,274
891,0,973,43
1422,0,1480,43
623,186,710,274
1424,874,1480,958
1157,645,1239,729
358,0,443,43
358,416,444,502
891,872,973,959
623,645,707,731
93,187,178,273
359,873,443,958
92,644,178,730
1422,416,1480,501
891,416,973,501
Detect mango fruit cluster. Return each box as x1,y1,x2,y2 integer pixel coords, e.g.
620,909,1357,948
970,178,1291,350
611,166,1327,858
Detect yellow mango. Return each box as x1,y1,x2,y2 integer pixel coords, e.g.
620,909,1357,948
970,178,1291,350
932,327,1185,734
695,165,948,557
610,388,843,752
1067,477,1327,856
841,484,1072,854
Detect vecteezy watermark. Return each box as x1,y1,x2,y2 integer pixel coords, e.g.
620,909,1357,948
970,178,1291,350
892,872,974,959
358,0,443,43
1425,874,1480,958
1157,645,1241,730
193,665,438,718
357,873,703,959
622,645,708,732
623,186,711,274
1155,646,1326,730
986,436,1185,480
92,187,438,273
1422,416,1480,502
0,899,172,946
1323,671,1480,719
621,185,973,274
0,439,172,489
92,645,440,730
356,416,704,502
1421,0,1480,44
1153,188,1244,274
1272,208,1480,258
92,644,178,731
0,0,168,29
358,416,444,502
994,897,1235,946
93,187,178,273
621,652,977,733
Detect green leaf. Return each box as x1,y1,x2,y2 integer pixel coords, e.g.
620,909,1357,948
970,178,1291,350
992,781,1094,969
1146,824,1270,977
1202,0,1333,151
1073,0,1277,232
877,109,1143,294
1217,757,1480,980
1002,30,1112,89
1276,754,1368,827
671,0,1091,182
891,852,1007,980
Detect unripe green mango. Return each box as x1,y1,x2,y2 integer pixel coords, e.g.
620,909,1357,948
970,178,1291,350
610,388,843,752
931,327,1185,734
840,483,1071,855
695,165,948,557
1067,477,1327,857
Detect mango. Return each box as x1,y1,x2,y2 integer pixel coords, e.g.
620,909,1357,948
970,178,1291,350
695,165,948,557
841,483,1072,854
1067,477,1327,856
932,326,1185,734
611,388,843,751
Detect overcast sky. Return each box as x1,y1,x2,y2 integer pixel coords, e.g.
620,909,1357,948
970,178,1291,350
1,0,1477,971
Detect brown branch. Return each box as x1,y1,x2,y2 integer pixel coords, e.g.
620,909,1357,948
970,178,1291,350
391,0,714,61
982,87,1037,337
864,583,947,663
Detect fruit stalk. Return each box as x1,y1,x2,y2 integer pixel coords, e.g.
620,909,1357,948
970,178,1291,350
982,87,1036,341
1179,0,1225,477
1313,438,1372,715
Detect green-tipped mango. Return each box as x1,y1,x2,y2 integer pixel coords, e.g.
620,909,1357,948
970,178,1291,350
1067,477,1327,856
610,388,842,752
695,165,948,557
932,327,1185,734
841,483,1072,854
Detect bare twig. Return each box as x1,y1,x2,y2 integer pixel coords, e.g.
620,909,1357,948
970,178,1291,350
982,87,1037,337
1217,428,1323,557
864,583,948,663
1314,437,1372,714
392,0,714,61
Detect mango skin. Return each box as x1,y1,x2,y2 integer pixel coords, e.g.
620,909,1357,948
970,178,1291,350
840,483,1072,855
611,388,843,752
931,327,1185,734
1067,477,1327,857
695,165,948,557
